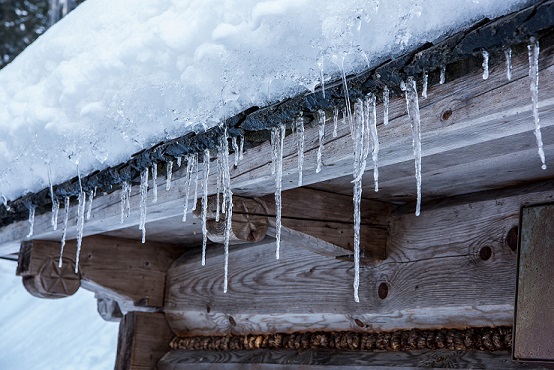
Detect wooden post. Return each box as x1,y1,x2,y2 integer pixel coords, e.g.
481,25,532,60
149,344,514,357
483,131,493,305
115,312,174,370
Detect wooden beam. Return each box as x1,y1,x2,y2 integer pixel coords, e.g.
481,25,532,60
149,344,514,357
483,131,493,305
17,236,182,311
195,188,391,259
164,185,554,337
2,33,554,254
115,312,174,370
158,349,534,370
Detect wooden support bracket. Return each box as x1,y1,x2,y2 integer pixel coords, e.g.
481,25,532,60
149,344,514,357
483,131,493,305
16,236,183,318
194,187,392,260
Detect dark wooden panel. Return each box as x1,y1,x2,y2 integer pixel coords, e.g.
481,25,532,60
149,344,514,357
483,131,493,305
158,349,544,370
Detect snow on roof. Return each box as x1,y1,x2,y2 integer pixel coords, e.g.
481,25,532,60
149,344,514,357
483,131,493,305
0,0,529,201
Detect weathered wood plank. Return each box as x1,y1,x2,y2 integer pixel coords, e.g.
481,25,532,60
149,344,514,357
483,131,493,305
158,349,544,370
17,236,182,309
164,185,554,337
2,32,554,254
115,312,174,370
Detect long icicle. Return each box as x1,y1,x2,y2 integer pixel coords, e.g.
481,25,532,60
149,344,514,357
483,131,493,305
272,124,286,259
403,77,423,216
528,37,547,170
215,150,222,222
352,99,370,303
58,196,70,268
182,154,196,222
192,153,200,211
316,110,326,173
383,86,390,125
201,149,210,266
47,163,59,230
333,107,339,137
74,191,86,273
139,168,149,243
296,115,305,186
220,129,233,293
152,162,158,203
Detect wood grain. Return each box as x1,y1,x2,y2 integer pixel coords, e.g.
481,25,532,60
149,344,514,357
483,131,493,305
115,312,173,370
17,236,182,308
158,349,544,369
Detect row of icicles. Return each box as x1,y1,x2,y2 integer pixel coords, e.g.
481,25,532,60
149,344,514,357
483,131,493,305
22,38,546,302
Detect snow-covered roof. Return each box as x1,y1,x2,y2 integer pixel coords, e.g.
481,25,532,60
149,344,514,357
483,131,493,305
0,0,531,203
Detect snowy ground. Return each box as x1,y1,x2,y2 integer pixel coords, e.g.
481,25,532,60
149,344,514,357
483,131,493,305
0,259,118,370
0,0,530,201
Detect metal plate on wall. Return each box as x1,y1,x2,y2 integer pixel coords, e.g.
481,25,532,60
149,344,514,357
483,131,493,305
514,202,554,362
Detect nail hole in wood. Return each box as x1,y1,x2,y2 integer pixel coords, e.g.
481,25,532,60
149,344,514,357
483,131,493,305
506,226,518,252
441,109,453,121
354,318,366,328
228,315,236,326
479,246,492,261
378,282,388,300
206,305,211,313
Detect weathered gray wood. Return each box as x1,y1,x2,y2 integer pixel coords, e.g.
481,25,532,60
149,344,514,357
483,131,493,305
115,312,174,370
17,237,182,309
158,349,544,370
164,185,554,337
2,33,554,255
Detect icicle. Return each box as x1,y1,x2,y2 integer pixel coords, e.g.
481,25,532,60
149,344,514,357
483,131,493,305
383,86,390,126
166,160,173,191
482,50,489,80
51,197,59,230
351,99,370,303
505,48,512,81
191,153,200,211
182,154,197,222
47,163,58,229
440,65,446,84
232,136,239,167
201,149,210,266
219,129,234,293
215,148,222,222
77,163,82,193
422,71,428,99
366,94,379,192
272,124,286,259
58,196,70,268
528,38,547,170
177,156,182,168
26,206,35,238
74,191,86,273
152,163,158,204
296,115,305,186
316,110,326,173
239,135,244,160
86,189,93,220
1,195,10,211
402,77,423,216
340,62,353,130
333,107,339,138
318,58,326,99
120,181,131,223
139,168,149,243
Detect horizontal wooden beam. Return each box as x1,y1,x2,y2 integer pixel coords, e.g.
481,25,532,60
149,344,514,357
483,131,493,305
158,349,528,370
164,185,554,337
2,34,554,254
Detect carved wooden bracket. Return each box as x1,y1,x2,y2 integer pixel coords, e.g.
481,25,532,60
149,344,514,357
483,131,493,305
193,188,392,260
17,237,183,319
